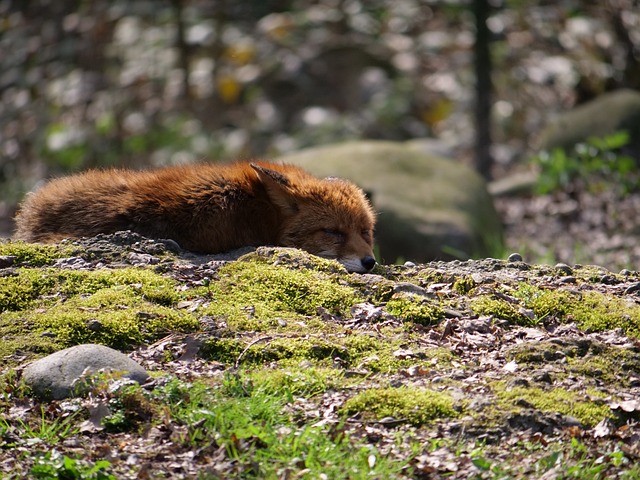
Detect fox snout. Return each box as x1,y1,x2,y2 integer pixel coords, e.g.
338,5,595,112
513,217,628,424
357,255,376,272
338,254,376,273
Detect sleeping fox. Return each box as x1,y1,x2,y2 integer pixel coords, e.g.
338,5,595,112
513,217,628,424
14,162,377,273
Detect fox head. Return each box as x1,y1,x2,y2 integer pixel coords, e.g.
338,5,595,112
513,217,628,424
251,163,377,273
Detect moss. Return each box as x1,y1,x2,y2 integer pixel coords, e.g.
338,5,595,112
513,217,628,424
0,267,198,360
386,297,444,326
470,295,532,325
202,337,350,367
0,267,179,313
513,284,575,320
342,333,404,372
0,241,75,266
201,328,448,373
341,387,459,426
493,382,611,427
511,284,640,338
414,268,447,284
507,338,603,364
453,276,476,294
238,247,347,274
570,291,640,337
567,355,625,386
201,256,360,329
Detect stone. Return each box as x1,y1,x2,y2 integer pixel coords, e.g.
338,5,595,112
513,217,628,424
22,344,149,400
539,89,640,160
0,255,16,268
507,252,523,262
276,140,503,263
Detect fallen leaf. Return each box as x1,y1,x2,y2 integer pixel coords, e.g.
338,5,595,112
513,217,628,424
503,360,518,372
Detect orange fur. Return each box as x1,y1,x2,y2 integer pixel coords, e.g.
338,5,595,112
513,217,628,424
14,162,377,272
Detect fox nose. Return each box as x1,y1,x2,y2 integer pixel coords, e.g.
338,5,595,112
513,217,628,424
361,256,376,271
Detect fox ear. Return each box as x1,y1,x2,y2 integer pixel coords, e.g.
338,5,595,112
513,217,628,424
251,163,299,215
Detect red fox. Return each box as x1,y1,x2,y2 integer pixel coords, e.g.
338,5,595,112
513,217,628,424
14,162,377,273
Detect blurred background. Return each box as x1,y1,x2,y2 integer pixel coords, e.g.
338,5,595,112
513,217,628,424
1,0,639,268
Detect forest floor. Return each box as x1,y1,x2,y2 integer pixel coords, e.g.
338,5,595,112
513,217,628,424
2,236,640,478
496,187,640,273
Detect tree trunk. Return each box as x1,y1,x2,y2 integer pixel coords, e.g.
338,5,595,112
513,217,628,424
473,0,494,180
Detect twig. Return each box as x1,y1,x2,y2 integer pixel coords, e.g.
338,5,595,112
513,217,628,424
234,336,272,369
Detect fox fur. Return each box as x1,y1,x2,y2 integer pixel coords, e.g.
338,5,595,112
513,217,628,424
14,162,377,273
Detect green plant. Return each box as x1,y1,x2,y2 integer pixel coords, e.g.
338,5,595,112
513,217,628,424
31,451,115,479
533,131,638,195
15,407,80,443
149,376,411,477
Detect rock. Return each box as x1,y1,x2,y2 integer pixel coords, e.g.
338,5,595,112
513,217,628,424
276,140,503,263
554,263,573,275
0,255,16,268
507,252,523,262
22,344,149,400
539,89,640,160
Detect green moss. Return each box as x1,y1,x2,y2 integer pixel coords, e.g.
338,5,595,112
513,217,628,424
0,267,198,359
200,338,246,364
203,337,350,367
511,284,640,338
341,387,459,426
493,382,611,427
567,355,624,386
570,291,640,337
202,257,360,329
0,241,75,266
513,284,574,320
0,267,179,312
386,297,444,326
202,328,448,373
414,269,446,284
470,295,532,325
453,276,476,294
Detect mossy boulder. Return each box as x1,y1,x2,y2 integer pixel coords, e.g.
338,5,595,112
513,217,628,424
276,140,503,264
539,89,640,159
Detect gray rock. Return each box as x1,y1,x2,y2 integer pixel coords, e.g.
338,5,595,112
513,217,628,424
22,344,149,400
507,252,523,262
276,140,503,263
539,89,640,160
0,255,16,268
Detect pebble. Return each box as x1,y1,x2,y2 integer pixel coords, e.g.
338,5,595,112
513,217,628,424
532,371,553,384
86,319,103,331
393,282,429,297
507,252,523,262
554,263,573,275
558,276,576,284
624,282,640,295
128,252,160,266
0,255,16,268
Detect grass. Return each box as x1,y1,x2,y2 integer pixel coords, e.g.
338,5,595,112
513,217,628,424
468,437,640,479
31,452,115,480
141,374,411,478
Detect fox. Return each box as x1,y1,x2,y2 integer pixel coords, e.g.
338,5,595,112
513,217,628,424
13,162,377,273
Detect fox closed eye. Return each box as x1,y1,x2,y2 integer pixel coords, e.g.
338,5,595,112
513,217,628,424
322,228,346,243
